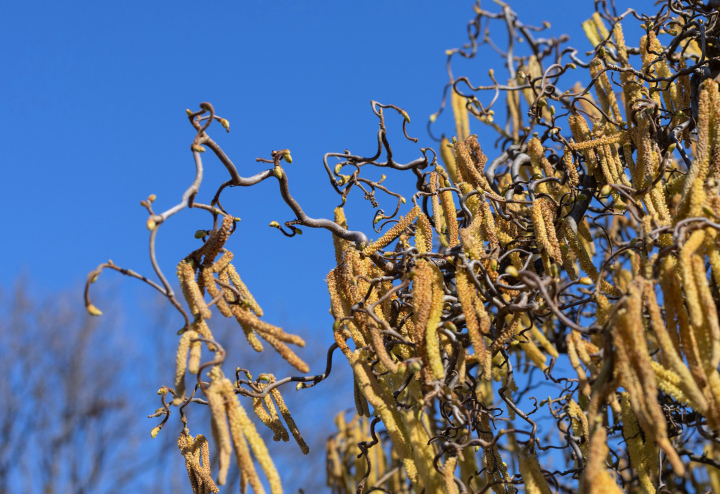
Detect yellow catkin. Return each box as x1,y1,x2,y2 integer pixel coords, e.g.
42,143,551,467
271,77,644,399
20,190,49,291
451,88,470,141
221,376,283,494
645,284,708,412
562,148,580,187
253,388,289,443
567,400,589,456
173,329,198,405
200,214,234,265
178,429,220,494
477,412,511,493
231,304,264,352
429,171,447,237
517,445,552,494
443,455,459,494
178,260,212,320
440,189,459,247
188,338,202,375
202,266,232,317
363,206,420,256
527,138,550,195
206,373,233,486
562,224,620,296
416,212,433,253
226,263,263,317
270,387,309,455
456,263,490,379
425,263,446,382
613,282,685,475
620,393,655,494
680,81,716,217
332,206,349,266
211,249,234,274
580,423,622,493
350,349,417,484
440,137,459,185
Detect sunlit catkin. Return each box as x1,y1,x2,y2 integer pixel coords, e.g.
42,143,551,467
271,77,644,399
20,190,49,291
451,87,470,141
270,387,309,455
363,206,420,256
178,260,212,320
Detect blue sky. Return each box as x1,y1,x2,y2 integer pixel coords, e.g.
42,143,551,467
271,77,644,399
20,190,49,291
1,1,654,492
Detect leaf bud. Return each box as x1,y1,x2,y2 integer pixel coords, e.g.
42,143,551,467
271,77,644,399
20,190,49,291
191,144,206,153
505,265,519,277
579,277,593,285
195,230,208,239
150,426,162,439
269,221,280,228
273,166,284,179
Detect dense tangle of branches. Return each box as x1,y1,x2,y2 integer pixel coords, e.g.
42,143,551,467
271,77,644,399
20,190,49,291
87,0,720,492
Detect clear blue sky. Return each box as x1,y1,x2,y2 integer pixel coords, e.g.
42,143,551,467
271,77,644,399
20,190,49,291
1,1,653,492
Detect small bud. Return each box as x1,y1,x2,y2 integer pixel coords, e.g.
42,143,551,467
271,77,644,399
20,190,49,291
244,370,252,380
233,217,241,222
429,113,437,123
579,277,593,285
567,63,577,70
191,144,206,153
488,68,494,78
537,99,547,108
186,109,193,116
291,226,303,235
296,382,305,391
257,374,271,382
283,152,292,164
400,197,406,204
147,218,156,231
550,105,556,116
550,263,559,278
218,118,230,132
667,142,677,153
408,360,422,373
490,259,498,272
445,49,454,56
543,21,551,29
148,194,156,202
274,166,284,179
505,265,519,277
576,194,588,202
333,320,342,331
86,303,103,317
475,445,480,452
157,387,168,395
334,164,342,175
600,185,612,197
400,110,410,123
269,221,280,228
151,426,162,438
195,230,208,239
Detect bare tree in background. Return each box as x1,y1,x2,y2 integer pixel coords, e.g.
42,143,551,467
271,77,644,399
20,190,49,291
0,282,142,493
